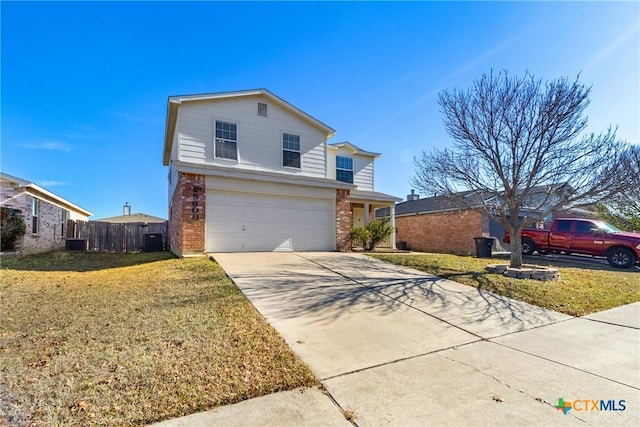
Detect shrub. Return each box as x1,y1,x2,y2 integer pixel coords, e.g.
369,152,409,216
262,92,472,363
1,207,26,251
350,226,370,250
367,219,394,250
350,219,394,251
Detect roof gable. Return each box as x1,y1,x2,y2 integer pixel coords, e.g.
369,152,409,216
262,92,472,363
163,89,336,165
328,141,380,158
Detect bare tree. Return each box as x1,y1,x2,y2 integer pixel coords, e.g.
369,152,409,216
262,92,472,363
616,144,640,214
412,70,629,268
596,145,640,231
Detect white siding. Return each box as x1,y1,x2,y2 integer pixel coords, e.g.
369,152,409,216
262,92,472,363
327,152,336,180
177,96,328,178
354,155,374,191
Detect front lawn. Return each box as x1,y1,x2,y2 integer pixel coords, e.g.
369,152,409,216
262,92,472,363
370,253,640,316
0,252,316,426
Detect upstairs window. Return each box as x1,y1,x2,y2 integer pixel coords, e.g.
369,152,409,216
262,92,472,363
336,156,354,184
215,120,238,160
32,198,40,234
282,133,301,168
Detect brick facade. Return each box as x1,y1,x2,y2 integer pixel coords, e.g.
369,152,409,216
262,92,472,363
1,181,88,254
336,189,351,252
169,173,206,256
396,209,488,255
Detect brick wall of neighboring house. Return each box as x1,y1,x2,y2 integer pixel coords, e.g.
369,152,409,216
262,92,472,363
169,173,206,256
336,189,351,251
395,209,488,255
1,182,87,254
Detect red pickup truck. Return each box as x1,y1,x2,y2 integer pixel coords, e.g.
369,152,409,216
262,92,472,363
504,218,640,268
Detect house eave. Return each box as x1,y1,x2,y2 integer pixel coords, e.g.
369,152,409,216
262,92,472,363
163,100,180,166
328,142,381,158
24,185,93,217
351,189,402,204
94,213,166,224
1,173,92,217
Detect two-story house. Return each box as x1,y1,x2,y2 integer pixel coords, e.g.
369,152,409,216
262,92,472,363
162,89,401,255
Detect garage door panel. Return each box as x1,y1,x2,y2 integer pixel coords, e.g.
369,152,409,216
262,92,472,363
206,190,335,252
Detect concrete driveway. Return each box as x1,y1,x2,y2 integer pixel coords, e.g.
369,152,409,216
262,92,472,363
157,252,639,426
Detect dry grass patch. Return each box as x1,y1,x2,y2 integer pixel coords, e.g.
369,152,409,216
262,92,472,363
370,253,640,316
0,251,317,426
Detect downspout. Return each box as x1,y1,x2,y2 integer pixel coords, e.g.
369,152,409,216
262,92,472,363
391,204,397,250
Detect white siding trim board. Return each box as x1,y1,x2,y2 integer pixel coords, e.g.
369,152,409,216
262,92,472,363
174,161,354,191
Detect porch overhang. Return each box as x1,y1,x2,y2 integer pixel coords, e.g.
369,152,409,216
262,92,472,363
350,189,402,205
350,189,402,250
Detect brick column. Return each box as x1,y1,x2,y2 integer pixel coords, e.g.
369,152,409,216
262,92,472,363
336,189,351,252
169,173,206,256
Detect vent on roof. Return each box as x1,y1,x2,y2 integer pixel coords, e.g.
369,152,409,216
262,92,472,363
123,202,131,216
407,189,420,201
258,102,267,117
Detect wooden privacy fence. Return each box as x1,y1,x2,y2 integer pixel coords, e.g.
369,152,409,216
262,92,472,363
66,220,169,253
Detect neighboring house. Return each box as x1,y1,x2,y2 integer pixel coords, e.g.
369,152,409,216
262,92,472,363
95,204,166,224
163,89,401,255
377,185,579,255
95,213,167,224
0,173,92,254
377,190,490,255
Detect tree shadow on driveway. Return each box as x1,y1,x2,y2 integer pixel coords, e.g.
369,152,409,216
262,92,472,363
222,253,570,338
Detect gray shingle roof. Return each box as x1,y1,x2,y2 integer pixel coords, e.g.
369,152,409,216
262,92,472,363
93,213,166,224
376,184,572,218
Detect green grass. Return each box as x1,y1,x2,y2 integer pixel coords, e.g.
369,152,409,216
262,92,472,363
369,253,640,316
0,251,317,426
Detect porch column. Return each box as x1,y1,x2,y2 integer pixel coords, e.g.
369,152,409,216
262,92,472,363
390,203,397,250
364,203,370,225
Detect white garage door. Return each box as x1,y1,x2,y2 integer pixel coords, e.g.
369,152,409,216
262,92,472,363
206,191,335,252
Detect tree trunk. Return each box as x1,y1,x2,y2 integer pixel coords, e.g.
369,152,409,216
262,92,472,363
509,231,523,268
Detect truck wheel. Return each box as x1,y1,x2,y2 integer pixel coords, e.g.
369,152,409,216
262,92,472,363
607,247,636,268
521,238,536,256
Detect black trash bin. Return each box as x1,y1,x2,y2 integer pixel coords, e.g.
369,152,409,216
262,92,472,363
473,237,495,258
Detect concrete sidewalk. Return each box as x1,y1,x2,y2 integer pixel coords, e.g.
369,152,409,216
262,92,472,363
154,252,639,426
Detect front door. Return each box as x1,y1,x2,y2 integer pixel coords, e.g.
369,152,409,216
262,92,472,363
352,207,365,228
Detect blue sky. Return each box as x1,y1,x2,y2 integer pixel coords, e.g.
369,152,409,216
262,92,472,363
2,1,638,219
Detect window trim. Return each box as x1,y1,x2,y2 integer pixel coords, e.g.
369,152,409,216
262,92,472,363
282,132,301,169
336,155,354,184
61,209,68,238
32,198,40,234
214,119,238,161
